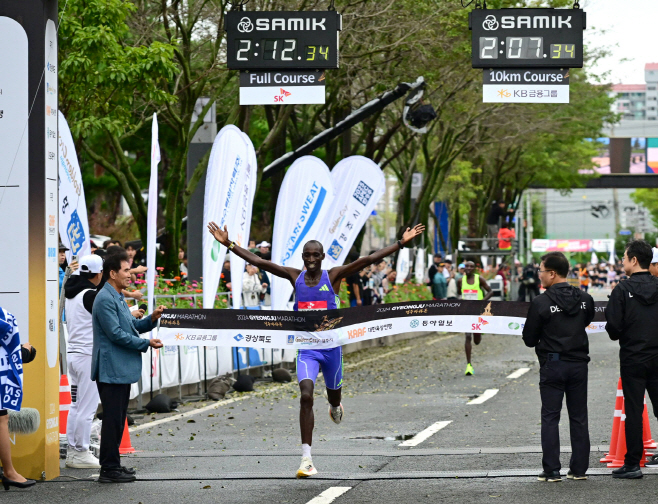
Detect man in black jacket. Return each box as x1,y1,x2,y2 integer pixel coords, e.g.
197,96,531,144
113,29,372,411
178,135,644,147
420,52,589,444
605,240,658,479
522,252,595,482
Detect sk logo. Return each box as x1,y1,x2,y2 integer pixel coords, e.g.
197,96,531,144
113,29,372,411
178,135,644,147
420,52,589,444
497,89,511,98
319,285,329,292
275,88,292,102
175,333,184,341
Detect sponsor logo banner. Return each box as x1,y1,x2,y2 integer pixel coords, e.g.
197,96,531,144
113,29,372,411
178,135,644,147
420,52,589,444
158,300,608,349
270,156,334,309
58,111,91,261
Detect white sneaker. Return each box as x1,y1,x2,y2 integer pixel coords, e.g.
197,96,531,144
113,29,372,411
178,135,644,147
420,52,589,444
65,449,101,469
296,456,317,478
329,403,344,425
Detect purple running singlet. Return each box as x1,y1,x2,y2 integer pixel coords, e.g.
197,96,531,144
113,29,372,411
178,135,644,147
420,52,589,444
294,270,343,389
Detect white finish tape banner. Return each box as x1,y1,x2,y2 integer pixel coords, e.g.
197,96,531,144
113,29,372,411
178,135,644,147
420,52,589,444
158,300,608,350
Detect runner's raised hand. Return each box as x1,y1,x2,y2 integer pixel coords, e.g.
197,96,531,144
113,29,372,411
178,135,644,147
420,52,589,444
208,221,230,246
401,224,425,244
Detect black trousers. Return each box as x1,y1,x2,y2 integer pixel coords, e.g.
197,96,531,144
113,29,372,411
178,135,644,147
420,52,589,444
539,360,590,474
620,356,658,466
97,382,131,470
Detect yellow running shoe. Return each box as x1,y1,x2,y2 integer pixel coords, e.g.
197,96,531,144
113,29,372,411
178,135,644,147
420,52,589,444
296,456,317,478
465,363,474,376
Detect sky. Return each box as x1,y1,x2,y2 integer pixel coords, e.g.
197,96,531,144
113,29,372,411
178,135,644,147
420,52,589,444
583,0,658,84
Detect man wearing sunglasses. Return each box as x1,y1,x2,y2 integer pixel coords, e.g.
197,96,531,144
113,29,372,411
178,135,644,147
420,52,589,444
207,220,424,478
522,252,595,483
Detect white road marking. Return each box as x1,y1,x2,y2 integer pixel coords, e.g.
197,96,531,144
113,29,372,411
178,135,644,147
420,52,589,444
426,334,457,346
306,487,352,504
467,389,499,405
506,367,530,379
398,420,452,447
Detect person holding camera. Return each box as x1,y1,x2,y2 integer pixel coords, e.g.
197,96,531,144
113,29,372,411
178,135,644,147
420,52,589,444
91,249,165,483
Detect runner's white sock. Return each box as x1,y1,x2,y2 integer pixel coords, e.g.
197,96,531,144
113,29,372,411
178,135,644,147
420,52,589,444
302,443,311,459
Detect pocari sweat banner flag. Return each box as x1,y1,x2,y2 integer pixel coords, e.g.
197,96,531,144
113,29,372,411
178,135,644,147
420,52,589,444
317,156,385,267
270,156,334,310
230,133,258,309
58,111,90,262
202,125,249,309
147,113,160,319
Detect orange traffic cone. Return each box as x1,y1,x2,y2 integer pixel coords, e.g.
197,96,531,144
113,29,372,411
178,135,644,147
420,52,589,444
608,402,652,468
643,400,657,449
607,403,628,468
601,378,624,463
119,419,135,454
59,374,71,435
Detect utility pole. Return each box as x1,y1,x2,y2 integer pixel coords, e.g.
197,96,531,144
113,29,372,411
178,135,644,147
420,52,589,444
526,191,533,265
517,194,524,265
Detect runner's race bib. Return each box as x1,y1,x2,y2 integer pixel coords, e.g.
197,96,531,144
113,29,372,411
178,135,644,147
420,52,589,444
462,290,479,301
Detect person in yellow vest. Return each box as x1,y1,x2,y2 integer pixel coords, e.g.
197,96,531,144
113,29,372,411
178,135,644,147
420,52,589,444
456,261,493,375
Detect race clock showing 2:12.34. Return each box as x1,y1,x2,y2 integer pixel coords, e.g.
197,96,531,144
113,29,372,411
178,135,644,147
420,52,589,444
226,11,342,70
469,8,585,69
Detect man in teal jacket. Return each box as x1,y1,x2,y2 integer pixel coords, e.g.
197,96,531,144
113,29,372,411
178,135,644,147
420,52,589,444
91,249,164,483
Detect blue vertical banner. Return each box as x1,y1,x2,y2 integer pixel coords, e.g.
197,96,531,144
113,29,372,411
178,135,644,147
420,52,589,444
434,202,451,255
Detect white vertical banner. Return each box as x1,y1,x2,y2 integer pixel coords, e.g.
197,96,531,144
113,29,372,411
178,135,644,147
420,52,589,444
317,156,385,267
230,134,258,310
270,156,334,310
147,113,160,318
202,125,249,309
396,247,411,284
58,111,91,262
414,248,426,284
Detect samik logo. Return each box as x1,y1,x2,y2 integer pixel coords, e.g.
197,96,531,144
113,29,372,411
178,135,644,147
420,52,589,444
482,15,499,30
482,14,572,30
237,17,254,33
275,88,292,103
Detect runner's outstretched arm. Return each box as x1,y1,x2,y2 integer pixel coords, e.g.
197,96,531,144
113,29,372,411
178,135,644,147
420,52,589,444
328,224,425,285
207,222,300,287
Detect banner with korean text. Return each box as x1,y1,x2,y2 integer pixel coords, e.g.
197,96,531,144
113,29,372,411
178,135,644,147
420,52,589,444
270,156,334,310
158,300,608,350
202,125,249,308
317,156,385,267
58,111,90,262
230,134,258,309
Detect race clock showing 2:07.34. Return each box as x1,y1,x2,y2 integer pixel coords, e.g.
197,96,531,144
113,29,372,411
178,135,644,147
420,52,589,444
469,8,585,69
225,11,342,70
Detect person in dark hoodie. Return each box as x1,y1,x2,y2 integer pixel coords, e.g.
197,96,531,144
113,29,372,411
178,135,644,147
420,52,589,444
522,251,595,483
605,239,658,479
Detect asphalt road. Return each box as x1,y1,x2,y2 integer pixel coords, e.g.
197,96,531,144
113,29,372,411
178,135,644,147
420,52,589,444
7,300,658,503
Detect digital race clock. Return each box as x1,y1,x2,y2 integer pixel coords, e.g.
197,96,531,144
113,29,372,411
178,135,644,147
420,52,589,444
226,11,342,70
469,8,585,69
